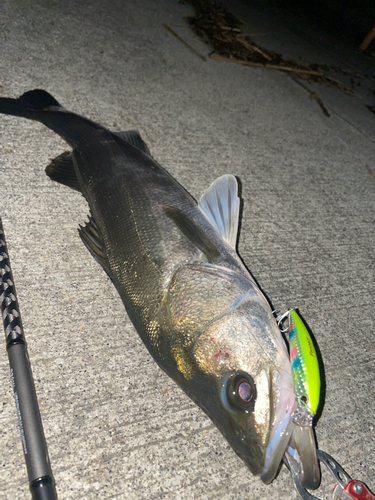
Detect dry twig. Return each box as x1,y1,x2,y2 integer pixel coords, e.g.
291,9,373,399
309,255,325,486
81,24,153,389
163,23,206,61
291,76,330,117
210,53,325,76
365,164,375,180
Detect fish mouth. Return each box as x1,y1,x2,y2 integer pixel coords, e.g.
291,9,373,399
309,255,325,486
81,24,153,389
284,424,320,490
260,404,320,488
259,378,320,488
260,382,296,484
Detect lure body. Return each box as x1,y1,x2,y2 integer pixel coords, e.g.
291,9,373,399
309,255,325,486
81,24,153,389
289,310,320,416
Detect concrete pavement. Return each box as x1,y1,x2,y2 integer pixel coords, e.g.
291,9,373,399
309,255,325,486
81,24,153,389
1,0,374,498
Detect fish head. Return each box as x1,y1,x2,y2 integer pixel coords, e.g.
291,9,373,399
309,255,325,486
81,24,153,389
191,295,297,482
195,298,320,486
166,264,319,487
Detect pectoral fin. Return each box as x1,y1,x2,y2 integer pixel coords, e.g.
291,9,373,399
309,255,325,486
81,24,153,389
163,206,221,263
198,174,240,249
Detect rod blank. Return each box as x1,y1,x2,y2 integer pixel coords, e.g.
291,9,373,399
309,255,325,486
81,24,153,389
0,217,57,500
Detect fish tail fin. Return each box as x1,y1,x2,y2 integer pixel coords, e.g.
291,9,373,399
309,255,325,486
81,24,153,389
0,89,101,147
0,89,63,118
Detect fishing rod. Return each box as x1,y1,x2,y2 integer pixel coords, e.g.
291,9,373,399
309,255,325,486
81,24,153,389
0,217,58,500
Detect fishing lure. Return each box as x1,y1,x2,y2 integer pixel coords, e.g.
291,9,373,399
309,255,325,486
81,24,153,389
277,308,320,425
288,309,320,422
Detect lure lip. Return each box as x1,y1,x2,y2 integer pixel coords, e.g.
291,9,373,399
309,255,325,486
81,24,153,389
284,424,321,490
261,406,321,488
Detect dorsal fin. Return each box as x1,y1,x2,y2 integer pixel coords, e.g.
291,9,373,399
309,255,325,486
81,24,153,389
163,206,221,263
45,132,151,192
78,216,110,275
45,151,81,192
115,130,151,155
198,174,240,249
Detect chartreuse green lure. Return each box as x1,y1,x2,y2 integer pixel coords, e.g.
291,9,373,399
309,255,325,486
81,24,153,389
288,310,320,418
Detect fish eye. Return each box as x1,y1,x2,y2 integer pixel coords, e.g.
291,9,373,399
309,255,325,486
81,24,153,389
227,373,256,411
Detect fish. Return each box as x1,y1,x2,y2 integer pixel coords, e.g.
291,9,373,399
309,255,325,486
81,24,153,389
0,89,320,488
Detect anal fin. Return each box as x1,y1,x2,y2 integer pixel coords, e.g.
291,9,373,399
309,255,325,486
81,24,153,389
45,151,81,192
